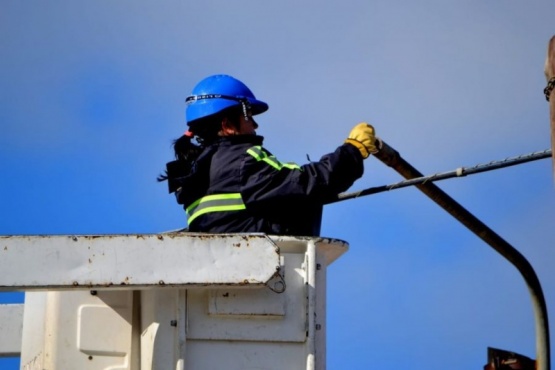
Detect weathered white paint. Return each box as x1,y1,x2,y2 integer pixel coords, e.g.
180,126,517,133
1,234,348,369
0,233,281,290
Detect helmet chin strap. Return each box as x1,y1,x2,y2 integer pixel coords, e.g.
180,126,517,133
240,99,251,121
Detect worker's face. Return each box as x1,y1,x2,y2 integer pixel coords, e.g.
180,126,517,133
220,111,259,136
237,113,258,135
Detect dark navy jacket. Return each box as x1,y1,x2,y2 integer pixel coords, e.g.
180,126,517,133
175,135,363,236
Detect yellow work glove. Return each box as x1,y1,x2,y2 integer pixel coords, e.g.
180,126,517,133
345,122,380,159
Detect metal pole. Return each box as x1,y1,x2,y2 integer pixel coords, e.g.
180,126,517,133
331,149,551,203
545,35,555,177
368,141,550,370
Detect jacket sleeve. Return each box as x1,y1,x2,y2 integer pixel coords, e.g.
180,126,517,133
239,143,364,210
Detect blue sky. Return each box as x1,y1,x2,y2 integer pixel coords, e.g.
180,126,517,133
1,1,554,368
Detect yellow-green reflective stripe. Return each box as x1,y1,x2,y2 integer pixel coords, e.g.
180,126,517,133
186,193,246,224
246,146,301,171
282,162,301,170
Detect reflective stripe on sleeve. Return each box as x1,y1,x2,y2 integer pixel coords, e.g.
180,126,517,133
186,193,246,224
246,146,301,171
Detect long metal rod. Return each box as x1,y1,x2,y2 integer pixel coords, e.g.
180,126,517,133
331,149,551,203
344,141,550,370
545,35,555,176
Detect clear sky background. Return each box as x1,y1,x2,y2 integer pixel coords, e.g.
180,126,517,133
1,1,554,369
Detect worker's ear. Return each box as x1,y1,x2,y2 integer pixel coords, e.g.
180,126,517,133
220,118,238,136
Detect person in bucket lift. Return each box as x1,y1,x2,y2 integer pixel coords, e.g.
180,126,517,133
159,74,380,236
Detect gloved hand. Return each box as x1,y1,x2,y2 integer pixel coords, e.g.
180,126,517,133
345,122,381,158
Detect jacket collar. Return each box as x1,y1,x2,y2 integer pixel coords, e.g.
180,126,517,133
215,134,264,147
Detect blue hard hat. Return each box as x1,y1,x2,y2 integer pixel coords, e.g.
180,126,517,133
185,74,269,125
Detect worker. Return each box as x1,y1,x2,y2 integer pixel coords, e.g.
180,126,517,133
159,74,379,236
